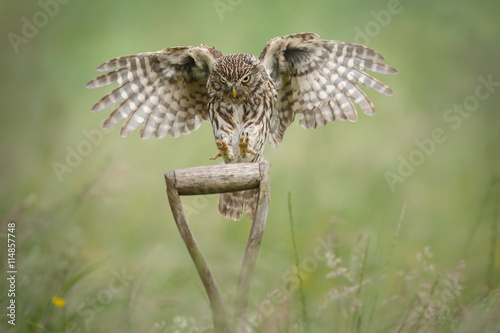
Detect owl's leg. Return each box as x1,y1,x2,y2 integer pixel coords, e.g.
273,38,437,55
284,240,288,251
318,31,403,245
238,135,257,158
210,137,234,161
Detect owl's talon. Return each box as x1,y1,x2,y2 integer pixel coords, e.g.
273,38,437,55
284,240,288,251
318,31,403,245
238,136,257,157
210,139,233,161
210,153,222,161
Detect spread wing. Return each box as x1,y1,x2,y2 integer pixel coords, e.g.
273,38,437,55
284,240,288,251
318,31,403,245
259,33,398,148
86,45,222,139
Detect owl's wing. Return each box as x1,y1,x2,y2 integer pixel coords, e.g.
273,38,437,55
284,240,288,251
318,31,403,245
259,33,398,148
86,45,222,139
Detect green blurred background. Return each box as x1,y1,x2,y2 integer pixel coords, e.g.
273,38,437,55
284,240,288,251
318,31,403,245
1,0,499,332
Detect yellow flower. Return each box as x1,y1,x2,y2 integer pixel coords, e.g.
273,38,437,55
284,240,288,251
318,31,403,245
52,296,66,307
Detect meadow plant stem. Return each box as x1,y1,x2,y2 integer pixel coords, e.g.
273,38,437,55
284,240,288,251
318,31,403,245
395,295,419,333
352,237,370,333
288,192,310,332
412,277,439,333
487,180,499,289
366,202,406,331
464,179,499,255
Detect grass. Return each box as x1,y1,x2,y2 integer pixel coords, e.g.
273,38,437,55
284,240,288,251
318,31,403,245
288,192,310,332
2,180,497,333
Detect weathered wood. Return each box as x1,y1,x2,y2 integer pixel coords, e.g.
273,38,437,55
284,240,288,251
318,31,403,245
171,163,260,195
164,162,270,333
165,171,229,333
234,163,271,331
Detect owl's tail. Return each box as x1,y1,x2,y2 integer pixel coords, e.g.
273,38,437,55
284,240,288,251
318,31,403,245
218,189,259,221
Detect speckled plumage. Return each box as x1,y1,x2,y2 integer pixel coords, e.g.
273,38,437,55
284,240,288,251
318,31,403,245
86,33,397,221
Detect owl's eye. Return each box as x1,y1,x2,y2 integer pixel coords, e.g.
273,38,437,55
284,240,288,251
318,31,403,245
219,76,227,84
241,75,251,84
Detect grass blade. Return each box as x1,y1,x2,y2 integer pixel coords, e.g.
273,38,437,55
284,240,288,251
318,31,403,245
288,191,309,332
56,259,107,297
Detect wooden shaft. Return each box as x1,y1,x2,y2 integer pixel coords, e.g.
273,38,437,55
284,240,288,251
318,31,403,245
165,172,229,333
234,163,271,328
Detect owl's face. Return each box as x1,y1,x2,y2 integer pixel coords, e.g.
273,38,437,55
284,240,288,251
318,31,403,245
208,54,269,103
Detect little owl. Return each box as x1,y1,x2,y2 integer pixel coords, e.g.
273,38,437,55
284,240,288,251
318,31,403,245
86,33,397,221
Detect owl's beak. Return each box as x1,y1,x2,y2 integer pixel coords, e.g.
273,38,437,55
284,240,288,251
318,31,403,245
232,85,237,98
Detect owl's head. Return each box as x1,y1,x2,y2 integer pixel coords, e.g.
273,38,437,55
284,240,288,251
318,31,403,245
208,54,269,102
